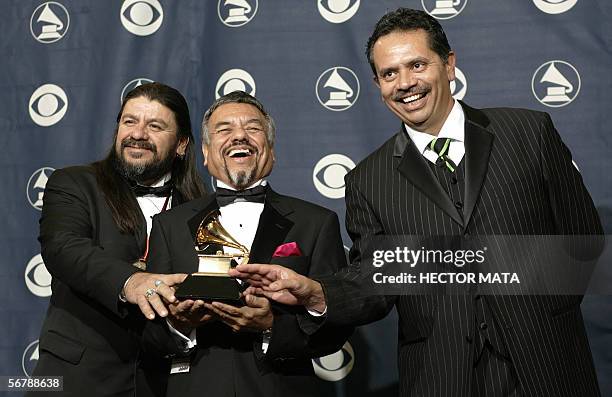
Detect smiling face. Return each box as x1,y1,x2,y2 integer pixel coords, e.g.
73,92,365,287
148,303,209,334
372,29,455,135
114,96,187,184
203,102,274,190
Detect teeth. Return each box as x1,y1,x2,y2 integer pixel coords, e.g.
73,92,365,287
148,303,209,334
403,93,425,103
228,148,251,157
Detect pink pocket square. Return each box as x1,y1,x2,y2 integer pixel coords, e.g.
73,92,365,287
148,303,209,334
273,242,302,257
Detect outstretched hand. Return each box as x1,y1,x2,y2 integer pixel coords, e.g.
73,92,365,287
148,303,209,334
229,264,326,312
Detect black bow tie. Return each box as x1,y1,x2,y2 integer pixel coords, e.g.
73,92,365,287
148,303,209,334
216,185,266,206
131,181,173,197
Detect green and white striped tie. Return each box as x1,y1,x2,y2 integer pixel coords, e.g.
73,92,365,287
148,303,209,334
429,137,456,173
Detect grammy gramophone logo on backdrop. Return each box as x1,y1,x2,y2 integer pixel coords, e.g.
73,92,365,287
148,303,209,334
532,60,581,108
120,0,164,36
317,0,360,24
30,2,70,44
27,167,55,211
121,78,154,103
22,340,40,377
29,84,68,127
215,69,256,99
218,0,258,27
421,0,468,20
316,66,360,112
532,0,578,14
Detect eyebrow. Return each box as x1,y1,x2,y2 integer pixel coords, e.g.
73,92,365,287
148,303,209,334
121,113,169,127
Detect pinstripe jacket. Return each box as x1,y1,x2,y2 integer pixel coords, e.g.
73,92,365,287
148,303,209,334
318,103,603,396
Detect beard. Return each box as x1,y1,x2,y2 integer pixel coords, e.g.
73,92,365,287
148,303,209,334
223,160,257,190
113,137,177,184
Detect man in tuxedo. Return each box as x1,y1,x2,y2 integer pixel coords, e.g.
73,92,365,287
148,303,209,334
137,91,350,397
30,82,207,396
231,8,603,397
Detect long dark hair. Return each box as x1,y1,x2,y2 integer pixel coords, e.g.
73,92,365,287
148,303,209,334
94,82,206,234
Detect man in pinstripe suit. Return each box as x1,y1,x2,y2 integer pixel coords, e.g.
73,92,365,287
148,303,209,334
232,8,603,396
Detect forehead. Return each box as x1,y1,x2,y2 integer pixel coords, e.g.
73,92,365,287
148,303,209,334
209,102,265,124
372,30,436,65
122,97,175,121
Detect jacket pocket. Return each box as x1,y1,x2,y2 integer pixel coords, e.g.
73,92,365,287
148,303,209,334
39,330,86,365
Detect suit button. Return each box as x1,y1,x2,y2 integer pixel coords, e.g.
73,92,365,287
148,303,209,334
451,176,458,185
465,335,473,344
463,231,470,236
474,294,481,301
479,322,488,331
455,201,463,210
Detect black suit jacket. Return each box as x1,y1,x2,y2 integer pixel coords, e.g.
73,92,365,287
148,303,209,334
137,188,351,397
318,104,603,396
31,165,184,397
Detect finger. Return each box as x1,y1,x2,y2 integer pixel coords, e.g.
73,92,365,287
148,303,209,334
211,301,242,317
244,294,268,308
208,305,238,326
137,296,156,320
147,294,168,317
169,300,193,315
156,283,178,303
268,278,300,292
160,273,188,287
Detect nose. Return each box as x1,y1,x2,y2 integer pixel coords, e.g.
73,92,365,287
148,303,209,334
130,122,148,140
230,125,249,141
397,69,417,91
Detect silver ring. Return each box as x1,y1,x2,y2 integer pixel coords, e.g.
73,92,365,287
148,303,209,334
144,288,157,299
154,279,163,287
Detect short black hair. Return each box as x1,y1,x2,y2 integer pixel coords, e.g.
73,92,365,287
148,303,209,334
366,8,452,76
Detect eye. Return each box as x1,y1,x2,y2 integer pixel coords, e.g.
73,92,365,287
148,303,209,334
29,84,68,127
120,0,164,36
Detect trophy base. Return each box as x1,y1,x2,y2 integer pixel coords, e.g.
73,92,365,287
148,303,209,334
175,273,244,303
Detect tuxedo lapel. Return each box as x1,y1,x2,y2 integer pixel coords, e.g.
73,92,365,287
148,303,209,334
394,130,463,226
461,103,494,230
249,189,294,264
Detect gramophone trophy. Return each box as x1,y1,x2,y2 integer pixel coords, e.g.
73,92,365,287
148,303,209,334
175,210,248,302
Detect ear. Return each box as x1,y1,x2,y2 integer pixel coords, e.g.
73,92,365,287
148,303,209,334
202,143,209,166
373,75,380,89
176,136,189,157
446,51,456,82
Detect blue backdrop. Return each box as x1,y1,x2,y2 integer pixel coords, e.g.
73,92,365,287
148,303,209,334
2,0,611,395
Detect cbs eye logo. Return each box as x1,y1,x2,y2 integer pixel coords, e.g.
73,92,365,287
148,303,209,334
313,154,355,199
313,342,355,381
218,0,258,27
215,69,256,99
120,78,154,103
317,0,360,23
450,66,467,100
533,0,577,14
22,340,40,377
30,2,70,44
29,84,68,127
120,0,164,36
25,253,52,297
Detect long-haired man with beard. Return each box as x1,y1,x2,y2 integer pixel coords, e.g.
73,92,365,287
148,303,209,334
29,82,206,396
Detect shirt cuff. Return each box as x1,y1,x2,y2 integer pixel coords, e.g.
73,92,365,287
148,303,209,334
166,319,197,352
307,306,327,317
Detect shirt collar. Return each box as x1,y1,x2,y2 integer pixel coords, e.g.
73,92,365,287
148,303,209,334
403,100,465,155
216,179,267,191
138,172,171,188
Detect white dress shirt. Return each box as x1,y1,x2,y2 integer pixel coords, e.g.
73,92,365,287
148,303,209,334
404,99,466,166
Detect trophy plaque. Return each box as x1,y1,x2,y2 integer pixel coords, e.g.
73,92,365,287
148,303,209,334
175,209,248,303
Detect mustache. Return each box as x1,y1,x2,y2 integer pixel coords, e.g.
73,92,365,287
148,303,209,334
121,138,156,152
393,85,431,102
